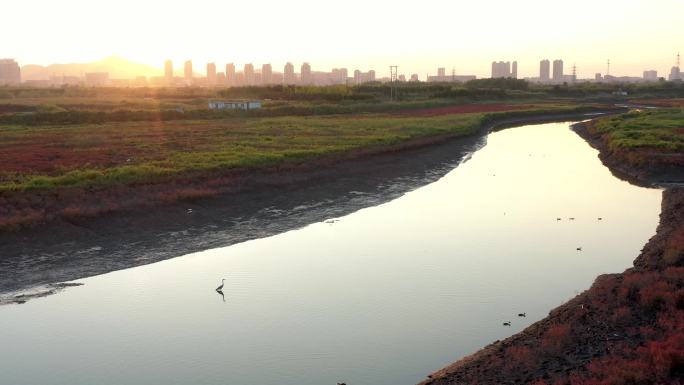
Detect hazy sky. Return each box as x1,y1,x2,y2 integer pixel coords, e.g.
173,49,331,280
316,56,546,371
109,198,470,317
2,0,681,78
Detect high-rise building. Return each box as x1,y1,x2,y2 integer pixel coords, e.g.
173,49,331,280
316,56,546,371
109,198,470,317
164,60,173,80
301,63,312,85
669,53,681,81
643,70,658,82
225,63,236,86
437,67,446,77
511,61,518,79
0,59,21,85
491,61,512,78
284,62,295,84
368,70,375,82
216,72,226,86
184,60,193,85
540,60,550,81
410,74,419,82
261,64,272,85
552,60,564,82
244,63,254,85
206,62,216,86
331,68,348,84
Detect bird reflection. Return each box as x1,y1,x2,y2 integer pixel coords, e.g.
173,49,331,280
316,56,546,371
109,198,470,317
216,289,225,302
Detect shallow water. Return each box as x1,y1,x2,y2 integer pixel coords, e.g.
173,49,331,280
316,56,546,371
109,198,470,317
0,122,662,385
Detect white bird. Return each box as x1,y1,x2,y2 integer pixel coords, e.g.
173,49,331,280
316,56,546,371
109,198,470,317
216,278,226,291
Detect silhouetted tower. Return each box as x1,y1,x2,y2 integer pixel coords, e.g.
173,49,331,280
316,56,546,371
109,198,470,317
389,65,398,100
572,63,577,82
606,59,611,76
677,52,681,68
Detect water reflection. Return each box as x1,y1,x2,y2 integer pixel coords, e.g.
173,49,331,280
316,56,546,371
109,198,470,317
0,122,662,385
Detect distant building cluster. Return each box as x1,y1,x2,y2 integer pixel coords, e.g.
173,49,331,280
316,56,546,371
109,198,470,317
427,67,476,83
2,53,682,88
152,61,385,87
491,61,517,79
0,59,21,85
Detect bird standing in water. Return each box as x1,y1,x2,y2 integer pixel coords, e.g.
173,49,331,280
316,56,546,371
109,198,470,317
216,278,226,292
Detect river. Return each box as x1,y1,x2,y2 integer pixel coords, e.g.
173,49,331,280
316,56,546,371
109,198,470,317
0,122,662,385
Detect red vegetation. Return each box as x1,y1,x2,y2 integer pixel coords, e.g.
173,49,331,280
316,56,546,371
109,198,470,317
396,104,531,117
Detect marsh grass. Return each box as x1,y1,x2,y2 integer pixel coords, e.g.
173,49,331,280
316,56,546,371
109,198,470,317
592,109,684,151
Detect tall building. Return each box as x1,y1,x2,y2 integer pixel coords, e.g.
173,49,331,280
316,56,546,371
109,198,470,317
284,62,295,84
552,60,564,82
540,60,550,81
368,70,375,82
206,62,216,86
301,63,312,85
511,61,518,79
184,60,193,85
437,67,446,77
0,59,21,85
244,63,254,85
669,53,681,81
216,72,226,86
643,70,658,82
164,60,173,80
225,63,236,86
261,64,272,85
491,61,512,78
331,68,348,84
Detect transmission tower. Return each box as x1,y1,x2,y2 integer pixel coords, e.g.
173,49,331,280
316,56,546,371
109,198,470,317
572,63,577,82
607,59,611,76
389,65,398,101
677,52,681,68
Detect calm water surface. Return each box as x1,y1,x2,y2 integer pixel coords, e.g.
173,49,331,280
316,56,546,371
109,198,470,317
0,122,662,385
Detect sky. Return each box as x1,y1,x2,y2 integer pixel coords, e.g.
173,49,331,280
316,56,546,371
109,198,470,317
2,0,682,79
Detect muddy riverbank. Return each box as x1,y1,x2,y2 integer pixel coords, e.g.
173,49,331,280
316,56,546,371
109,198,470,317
0,110,621,299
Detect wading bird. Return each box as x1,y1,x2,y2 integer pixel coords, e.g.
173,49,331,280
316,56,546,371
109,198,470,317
216,278,226,292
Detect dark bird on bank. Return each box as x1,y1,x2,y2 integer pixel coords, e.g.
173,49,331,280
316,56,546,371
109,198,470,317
503,321,511,326
518,313,526,317
216,278,226,291
577,247,582,251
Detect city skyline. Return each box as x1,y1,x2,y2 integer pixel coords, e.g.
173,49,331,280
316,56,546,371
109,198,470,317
8,53,683,83
1,0,681,79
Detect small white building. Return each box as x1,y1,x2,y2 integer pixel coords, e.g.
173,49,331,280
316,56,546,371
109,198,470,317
208,100,262,110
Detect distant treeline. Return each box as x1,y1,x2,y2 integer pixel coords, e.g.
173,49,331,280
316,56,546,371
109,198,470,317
1,78,682,102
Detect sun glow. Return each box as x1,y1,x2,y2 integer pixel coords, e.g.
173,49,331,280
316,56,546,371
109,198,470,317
2,0,682,78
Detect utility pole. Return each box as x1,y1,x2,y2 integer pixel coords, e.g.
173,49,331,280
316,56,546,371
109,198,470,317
607,59,611,76
389,65,398,101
